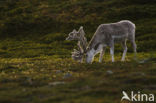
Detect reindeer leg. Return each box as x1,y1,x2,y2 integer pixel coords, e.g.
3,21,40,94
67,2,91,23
110,42,115,62
132,41,137,60
80,57,83,63
99,47,106,63
129,38,137,60
121,40,128,61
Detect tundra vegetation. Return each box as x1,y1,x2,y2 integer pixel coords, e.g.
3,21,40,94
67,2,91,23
0,0,156,103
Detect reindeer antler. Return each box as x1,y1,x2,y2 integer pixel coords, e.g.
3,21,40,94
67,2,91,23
71,42,84,62
66,29,79,40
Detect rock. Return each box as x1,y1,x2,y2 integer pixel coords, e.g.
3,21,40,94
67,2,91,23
27,78,33,85
106,70,113,75
22,88,26,92
139,59,149,64
49,81,65,86
82,85,91,90
63,73,72,79
55,70,62,74
131,72,146,76
139,58,156,64
140,72,146,76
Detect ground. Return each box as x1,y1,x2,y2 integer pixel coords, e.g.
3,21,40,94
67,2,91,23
0,51,156,103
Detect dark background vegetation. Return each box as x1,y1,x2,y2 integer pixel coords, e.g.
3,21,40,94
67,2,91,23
0,0,156,58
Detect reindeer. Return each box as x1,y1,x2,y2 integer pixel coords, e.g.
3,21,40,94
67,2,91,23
85,20,137,63
66,26,88,62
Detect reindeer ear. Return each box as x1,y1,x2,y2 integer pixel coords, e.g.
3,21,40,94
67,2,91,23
78,26,85,36
80,26,83,30
78,26,83,32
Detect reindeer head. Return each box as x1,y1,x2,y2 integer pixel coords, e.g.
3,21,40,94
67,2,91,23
85,48,95,63
66,29,79,41
67,26,88,63
71,42,84,62
86,43,103,63
66,26,86,41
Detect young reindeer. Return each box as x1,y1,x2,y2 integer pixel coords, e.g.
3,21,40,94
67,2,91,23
66,26,88,62
86,20,137,63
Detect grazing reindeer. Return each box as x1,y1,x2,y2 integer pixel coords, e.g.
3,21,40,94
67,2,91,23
66,26,88,62
86,20,137,63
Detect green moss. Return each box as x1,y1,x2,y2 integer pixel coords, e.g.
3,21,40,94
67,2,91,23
0,53,156,103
